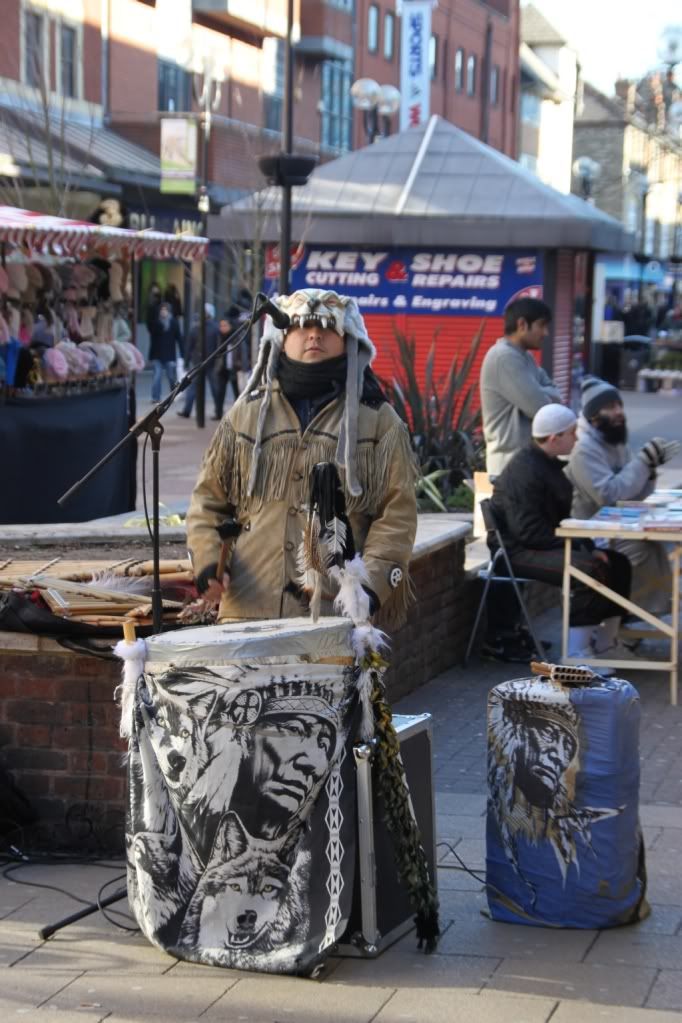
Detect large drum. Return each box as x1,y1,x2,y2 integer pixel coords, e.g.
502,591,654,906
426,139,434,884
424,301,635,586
125,617,360,974
486,672,649,928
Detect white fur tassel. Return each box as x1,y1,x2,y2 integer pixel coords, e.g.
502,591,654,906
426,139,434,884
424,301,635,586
330,554,371,625
113,638,147,740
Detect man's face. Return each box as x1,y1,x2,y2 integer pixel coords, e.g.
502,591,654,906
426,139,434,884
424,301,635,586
252,714,336,821
283,321,345,363
593,400,627,445
219,318,231,334
517,317,549,351
514,716,577,808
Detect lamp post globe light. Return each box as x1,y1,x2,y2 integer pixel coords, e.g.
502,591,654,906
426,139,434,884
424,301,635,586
572,156,601,202
350,79,401,144
177,41,226,428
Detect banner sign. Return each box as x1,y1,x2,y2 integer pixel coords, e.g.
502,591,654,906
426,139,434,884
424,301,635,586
267,245,544,316
160,118,197,195
399,0,436,131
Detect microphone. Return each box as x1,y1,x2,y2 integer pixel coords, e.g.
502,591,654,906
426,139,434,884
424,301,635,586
259,298,290,331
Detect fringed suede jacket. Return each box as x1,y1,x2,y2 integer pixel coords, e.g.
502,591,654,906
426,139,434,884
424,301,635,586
186,380,418,626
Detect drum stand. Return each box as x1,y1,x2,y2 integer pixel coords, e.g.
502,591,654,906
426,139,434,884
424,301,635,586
58,296,268,633
38,886,128,940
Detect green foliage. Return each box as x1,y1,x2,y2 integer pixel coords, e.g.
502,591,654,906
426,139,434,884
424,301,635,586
379,324,485,511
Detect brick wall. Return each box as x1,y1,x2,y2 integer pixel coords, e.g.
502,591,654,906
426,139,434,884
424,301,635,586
0,532,472,850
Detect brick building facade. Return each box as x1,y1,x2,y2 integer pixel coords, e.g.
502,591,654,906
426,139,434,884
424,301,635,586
1,0,520,208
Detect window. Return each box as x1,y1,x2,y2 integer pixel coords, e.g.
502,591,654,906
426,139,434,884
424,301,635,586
466,54,476,96
320,60,352,153
490,65,499,106
262,36,285,132
158,60,191,112
368,5,379,54
520,90,541,125
24,9,44,88
454,48,464,92
429,35,438,81
384,12,394,61
60,25,77,98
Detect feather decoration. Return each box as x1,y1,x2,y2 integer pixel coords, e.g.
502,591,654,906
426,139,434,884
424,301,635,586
87,571,153,594
330,554,371,625
320,515,347,569
113,637,147,739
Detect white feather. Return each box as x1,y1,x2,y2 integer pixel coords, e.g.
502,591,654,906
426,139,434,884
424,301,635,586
351,623,389,661
113,638,147,740
330,554,371,625
321,516,347,567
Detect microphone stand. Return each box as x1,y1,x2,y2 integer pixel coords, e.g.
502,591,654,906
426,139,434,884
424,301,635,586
57,297,265,634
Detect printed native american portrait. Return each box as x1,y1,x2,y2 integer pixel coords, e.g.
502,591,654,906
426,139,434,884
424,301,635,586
125,659,359,972
487,679,622,882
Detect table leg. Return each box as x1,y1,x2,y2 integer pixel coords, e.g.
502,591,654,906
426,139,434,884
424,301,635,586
562,537,571,661
671,543,680,706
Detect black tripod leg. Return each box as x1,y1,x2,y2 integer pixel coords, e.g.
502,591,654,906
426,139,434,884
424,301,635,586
38,887,128,940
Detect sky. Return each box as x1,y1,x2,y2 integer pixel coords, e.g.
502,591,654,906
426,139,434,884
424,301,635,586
524,1,682,96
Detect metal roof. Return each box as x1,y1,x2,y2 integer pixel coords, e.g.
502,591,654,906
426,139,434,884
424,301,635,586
0,105,161,188
215,115,634,252
521,4,567,46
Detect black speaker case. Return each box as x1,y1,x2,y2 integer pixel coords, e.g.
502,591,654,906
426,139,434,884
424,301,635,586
336,712,437,957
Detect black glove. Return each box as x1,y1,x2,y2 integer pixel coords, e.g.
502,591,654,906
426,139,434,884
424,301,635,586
195,563,220,594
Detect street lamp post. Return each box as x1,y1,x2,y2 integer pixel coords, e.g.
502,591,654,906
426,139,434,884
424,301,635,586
257,2,316,294
350,79,401,144
629,169,650,302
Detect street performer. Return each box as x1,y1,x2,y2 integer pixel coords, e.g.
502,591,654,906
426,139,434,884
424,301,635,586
185,288,418,627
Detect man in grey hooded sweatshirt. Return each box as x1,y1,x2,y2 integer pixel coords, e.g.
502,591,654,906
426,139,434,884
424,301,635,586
565,375,680,616
480,297,561,476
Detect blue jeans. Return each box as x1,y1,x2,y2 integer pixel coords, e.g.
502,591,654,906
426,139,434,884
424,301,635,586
182,368,223,417
151,360,177,402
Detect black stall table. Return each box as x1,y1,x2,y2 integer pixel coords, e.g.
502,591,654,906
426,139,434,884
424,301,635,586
0,381,135,524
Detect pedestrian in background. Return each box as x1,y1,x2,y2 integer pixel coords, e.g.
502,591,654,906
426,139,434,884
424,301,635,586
213,306,249,417
177,303,221,420
148,300,182,403
480,297,561,476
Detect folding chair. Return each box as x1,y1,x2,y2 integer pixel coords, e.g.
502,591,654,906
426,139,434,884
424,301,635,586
463,498,546,665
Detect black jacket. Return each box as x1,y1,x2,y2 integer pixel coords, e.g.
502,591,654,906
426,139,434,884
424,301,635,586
489,443,584,554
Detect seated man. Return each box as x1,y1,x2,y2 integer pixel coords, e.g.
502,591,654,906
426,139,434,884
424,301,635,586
565,375,679,615
488,404,632,666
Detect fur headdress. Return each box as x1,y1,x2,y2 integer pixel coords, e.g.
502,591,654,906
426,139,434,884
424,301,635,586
238,289,376,498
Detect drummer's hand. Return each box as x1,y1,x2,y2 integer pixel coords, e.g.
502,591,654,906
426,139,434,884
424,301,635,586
592,550,609,564
196,564,230,605
202,576,229,605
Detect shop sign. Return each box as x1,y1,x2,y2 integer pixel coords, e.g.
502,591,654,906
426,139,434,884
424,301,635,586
270,246,544,316
160,118,197,195
399,0,437,131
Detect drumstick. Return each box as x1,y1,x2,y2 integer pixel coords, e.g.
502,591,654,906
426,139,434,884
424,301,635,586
215,518,242,582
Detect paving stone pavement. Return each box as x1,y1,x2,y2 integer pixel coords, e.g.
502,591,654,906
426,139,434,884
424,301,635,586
1,606,681,1021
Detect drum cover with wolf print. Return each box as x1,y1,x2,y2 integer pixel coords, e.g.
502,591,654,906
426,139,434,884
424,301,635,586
486,674,649,928
125,618,360,974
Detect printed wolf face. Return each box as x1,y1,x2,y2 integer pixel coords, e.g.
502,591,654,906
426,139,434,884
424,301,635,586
143,685,217,794
180,812,304,952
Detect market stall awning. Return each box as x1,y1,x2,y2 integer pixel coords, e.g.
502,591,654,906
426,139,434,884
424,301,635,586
0,206,208,261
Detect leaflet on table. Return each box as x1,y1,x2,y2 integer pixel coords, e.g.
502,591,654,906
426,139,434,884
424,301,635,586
559,518,643,531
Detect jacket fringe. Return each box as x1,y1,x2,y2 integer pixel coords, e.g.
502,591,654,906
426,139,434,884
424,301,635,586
375,570,416,632
205,417,416,519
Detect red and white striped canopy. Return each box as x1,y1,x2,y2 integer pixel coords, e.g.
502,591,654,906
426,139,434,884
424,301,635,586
0,206,208,262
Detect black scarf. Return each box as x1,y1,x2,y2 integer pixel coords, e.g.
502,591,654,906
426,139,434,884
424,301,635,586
277,351,387,405
277,352,348,401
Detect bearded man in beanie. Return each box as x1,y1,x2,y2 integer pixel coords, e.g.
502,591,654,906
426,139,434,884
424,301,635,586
487,404,632,668
186,289,417,626
565,375,680,615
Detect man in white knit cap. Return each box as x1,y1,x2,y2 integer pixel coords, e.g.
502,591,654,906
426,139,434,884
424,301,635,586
486,404,632,667
566,375,680,616
186,288,417,627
